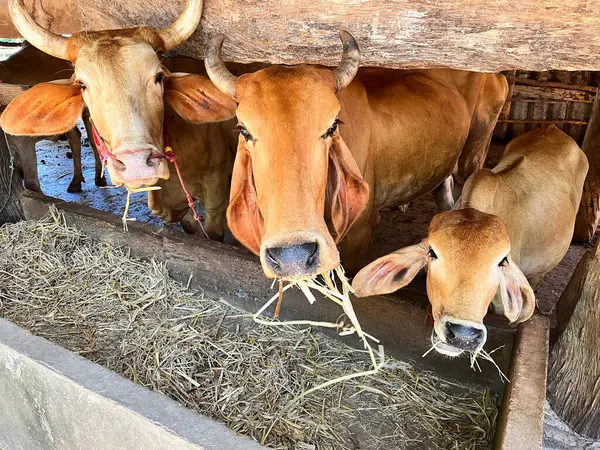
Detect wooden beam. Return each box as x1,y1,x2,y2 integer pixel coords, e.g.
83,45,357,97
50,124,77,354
494,315,549,450
511,77,598,93
574,92,600,242
497,119,589,125
512,84,597,104
548,241,600,439
1,0,600,71
0,0,79,36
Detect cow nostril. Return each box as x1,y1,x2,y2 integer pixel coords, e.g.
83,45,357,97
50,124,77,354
114,159,126,171
445,324,456,340
265,241,319,277
146,153,163,168
305,242,318,267
266,248,281,269
445,321,485,350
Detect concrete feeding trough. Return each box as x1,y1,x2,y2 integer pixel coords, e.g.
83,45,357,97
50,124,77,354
0,318,263,449
0,190,549,449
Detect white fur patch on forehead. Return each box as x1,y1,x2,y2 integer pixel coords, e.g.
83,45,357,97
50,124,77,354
75,39,161,85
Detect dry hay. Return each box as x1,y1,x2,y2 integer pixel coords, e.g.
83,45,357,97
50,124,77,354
0,210,499,449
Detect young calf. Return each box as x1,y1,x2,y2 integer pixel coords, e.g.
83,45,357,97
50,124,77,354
352,125,588,357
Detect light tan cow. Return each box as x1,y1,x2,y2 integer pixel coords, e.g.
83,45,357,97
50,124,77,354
0,0,238,240
0,42,104,192
204,32,508,278
352,125,589,356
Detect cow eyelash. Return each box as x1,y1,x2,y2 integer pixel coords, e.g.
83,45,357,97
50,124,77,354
499,256,509,267
428,248,437,259
322,118,343,139
237,124,254,141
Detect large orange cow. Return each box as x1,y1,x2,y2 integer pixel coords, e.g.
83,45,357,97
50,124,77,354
0,0,238,240
352,126,588,356
204,32,508,277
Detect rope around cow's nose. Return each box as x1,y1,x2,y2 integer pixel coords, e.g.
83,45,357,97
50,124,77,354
90,117,209,239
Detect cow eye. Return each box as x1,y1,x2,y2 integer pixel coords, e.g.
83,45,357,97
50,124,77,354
155,72,164,84
428,248,437,259
322,118,342,139
499,256,509,267
78,81,86,91
237,124,254,141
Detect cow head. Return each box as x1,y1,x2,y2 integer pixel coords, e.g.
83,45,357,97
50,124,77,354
204,32,369,278
0,0,236,188
352,208,535,356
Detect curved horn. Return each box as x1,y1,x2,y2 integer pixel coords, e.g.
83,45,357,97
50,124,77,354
8,0,69,60
158,0,203,51
332,30,360,92
204,34,237,99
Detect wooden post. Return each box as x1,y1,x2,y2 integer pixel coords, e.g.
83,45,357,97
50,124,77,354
0,129,24,224
573,89,600,242
548,240,600,439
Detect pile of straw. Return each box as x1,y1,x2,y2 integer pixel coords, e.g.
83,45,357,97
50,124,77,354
0,210,498,449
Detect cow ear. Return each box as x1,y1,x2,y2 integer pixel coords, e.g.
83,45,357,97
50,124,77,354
352,240,429,297
326,135,369,243
226,139,264,254
1,80,83,136
499,257,536,324
165,73,237,123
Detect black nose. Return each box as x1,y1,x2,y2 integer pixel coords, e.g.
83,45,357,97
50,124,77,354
265,242,319,277
444,322,485,351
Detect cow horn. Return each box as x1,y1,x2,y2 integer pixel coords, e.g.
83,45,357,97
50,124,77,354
204,34,237,99
332,31,360,92
158,0,203,51
8,0,69,60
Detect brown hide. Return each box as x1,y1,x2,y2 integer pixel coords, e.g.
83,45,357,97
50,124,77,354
219,62,508,277
147,57,240,241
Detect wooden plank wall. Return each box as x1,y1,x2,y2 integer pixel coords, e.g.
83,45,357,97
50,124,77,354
494,71,600,145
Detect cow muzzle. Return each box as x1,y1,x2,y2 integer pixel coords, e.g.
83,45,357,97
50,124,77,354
108,145,170,188
431,315,487,357
261,231,339,279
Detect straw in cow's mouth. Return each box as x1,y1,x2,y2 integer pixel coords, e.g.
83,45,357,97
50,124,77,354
423,331,509,382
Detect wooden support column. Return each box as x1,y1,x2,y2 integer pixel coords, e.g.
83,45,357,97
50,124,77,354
548,240,600,439
574,89,600,242
0,128,23,224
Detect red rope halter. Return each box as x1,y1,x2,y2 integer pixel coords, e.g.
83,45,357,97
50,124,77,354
90,120,209,239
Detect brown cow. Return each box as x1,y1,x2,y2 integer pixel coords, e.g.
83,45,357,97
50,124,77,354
0,0,237,240
204,32,508,277
352,126,588,356
149,58,272,238
0,42,104,192
148,57,238,238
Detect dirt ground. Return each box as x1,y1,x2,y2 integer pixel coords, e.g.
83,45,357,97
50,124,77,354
33,127,597,323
